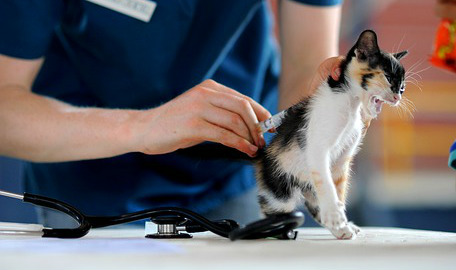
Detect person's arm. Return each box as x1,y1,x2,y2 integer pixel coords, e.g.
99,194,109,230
278,0,342,110
0,54,270,162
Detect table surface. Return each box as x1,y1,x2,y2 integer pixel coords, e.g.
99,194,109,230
1,227,455,270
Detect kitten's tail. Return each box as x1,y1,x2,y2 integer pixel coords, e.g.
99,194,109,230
175,143,263,163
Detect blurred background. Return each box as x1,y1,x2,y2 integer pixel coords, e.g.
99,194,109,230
340,0,456,232
1,0,455,231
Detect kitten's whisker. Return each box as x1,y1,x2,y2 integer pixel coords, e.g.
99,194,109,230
407,58,425,72
396,104,408,120
405,74,420,81
406,78,422,86
406,71,423,80
407,65,430,77
405,77,421,85
402,96,417,111
401,99,417,116
396,99,415,119
405,80,422,91
391,55,394,72
405,74,422,81
391,42,397,55
407,59,423,70
397,34,406,53
406,82,422,90
405,74,423,84
410,66,431,75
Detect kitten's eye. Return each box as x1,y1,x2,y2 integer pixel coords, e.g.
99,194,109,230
400,84,405,94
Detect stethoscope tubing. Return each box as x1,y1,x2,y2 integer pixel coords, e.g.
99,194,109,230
0,189,235,238
0,189,304,240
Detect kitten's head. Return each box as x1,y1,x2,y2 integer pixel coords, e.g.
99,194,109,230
343,30,408,118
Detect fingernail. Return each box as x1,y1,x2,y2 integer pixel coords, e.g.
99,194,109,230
335,68,341,78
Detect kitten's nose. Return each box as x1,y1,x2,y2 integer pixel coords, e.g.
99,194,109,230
392,94,401,104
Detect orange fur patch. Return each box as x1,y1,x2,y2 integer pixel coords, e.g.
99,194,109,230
311,171,323,190
362,118,372,137
333,158,352,203
349,60,387,91
334,175,348,202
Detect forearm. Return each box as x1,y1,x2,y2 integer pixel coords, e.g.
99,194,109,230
0,84,146,162
278,1,341,110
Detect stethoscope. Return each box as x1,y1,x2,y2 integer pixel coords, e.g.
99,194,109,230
0,189,304,240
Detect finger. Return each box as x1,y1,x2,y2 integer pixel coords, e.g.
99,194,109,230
331,68,341,81
203,81,269,147
200,121,258,157
206,89,264,148
203,80,272,121
202,105,254,144
330,56,345,81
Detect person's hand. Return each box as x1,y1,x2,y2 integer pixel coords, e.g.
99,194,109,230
308,56,345,95
135,79,271,157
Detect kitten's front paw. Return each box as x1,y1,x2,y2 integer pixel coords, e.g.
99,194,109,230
348,222,361,234
320,202,347,231
330,222,361,240
330,224,356,240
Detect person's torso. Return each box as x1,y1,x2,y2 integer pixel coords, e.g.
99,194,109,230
27,0,280,215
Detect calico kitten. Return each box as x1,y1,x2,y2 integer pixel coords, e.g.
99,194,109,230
178,30,408,239
255,30,408,239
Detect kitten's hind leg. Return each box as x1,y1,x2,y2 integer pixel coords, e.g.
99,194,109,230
255,157,303,216
302,186,321,224
257,188,302,216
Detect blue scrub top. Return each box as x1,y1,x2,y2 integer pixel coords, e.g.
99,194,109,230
0,0,341,215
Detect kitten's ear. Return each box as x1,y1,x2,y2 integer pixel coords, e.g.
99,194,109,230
355,30,380,60
393,50,408,60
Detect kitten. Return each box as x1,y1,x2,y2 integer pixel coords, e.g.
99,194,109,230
178,30,408,240
255,30,408,239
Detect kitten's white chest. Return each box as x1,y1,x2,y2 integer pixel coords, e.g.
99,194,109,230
330,103,362,161
308,85,363,162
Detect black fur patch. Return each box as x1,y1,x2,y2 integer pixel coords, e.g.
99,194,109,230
304,200,321,222
259,154,297,201
258,194,268,207
361,73,374,90
274,99,311,149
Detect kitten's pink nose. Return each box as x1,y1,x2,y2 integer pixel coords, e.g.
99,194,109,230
393,94,401,102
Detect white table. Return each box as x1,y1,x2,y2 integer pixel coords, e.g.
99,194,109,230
1,227,455,270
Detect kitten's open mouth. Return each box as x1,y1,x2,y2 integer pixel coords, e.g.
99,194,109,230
369,95,398,116
370,96,384,115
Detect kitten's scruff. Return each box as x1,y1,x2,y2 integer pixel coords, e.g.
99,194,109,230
255,30,408,239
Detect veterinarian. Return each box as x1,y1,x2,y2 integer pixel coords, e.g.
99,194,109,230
0,0,342,227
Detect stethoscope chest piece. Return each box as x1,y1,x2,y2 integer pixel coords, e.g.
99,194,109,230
145,216,192,239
